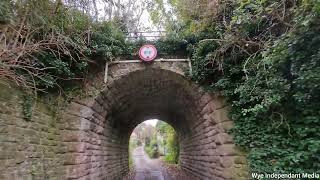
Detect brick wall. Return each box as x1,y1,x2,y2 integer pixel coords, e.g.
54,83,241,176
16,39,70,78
0,61,248,180
0,80,66,179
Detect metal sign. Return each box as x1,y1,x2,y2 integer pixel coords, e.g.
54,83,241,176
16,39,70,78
139,44,157,62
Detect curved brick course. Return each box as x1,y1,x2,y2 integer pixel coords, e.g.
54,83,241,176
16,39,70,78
0,61,248,179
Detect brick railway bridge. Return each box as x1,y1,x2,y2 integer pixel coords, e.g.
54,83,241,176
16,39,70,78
0,59,248,179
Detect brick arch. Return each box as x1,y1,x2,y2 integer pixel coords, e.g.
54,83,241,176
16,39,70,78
63,62,248,180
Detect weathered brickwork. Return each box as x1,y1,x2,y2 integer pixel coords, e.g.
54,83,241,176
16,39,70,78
0,81,66,179
0,61,248,180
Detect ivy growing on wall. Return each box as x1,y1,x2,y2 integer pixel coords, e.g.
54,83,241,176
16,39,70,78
184,0,320,175
22,95,34,121
2,0,320,174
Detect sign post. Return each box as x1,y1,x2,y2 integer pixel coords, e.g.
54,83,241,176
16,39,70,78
139,44,157,62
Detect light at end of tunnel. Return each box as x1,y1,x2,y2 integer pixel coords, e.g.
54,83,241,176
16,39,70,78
143,119,158,127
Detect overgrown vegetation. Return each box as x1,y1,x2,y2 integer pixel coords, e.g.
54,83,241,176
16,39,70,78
133,121,179,163
128,139,137,168
0,0,189,93
156,0,320,175
0,0,126,92
2,0,319,175
22,95,34,121
156,121,180,164
144,135,159,159
123,34,189,60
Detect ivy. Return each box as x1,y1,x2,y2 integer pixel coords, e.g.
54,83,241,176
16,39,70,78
182,0,320,176
22,95,34,121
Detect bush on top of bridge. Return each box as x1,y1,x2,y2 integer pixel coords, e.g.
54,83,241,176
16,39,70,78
0,0,127,92
1,0,194,93
1,0,199,93
123,33,190,59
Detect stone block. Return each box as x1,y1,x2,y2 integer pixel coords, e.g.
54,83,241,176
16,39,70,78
200,93,212,106
234,156,247,165
211,107,231,124
219,156,234,168
67,102,94,118
215,133,233,145
62,131,81,142
216,144,237,156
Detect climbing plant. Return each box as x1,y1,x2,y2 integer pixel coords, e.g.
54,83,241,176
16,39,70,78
146,0,320,175
22,95,34,121
156,121,180,164
179,0,320,175
2,1,319,175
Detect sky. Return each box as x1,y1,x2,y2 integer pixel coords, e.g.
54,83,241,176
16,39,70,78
144,119,158,126
139,8,154,30
95,0,155,31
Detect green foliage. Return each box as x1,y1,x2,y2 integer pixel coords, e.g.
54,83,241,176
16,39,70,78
4,1,320,175
164,129,179,164
173,0,320,175
0,0,13,24
124,33,190,59
140,121,178,160
1,0,128,92
22,95,34,121
156,121,180,164
129,139,137,168
88,22,126,60
145,135,159,159
18,19,126,91
145,136,151,146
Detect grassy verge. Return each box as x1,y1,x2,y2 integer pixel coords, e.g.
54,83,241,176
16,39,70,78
128,141,136,168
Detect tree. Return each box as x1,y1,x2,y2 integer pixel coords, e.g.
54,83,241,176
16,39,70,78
155,121,179,164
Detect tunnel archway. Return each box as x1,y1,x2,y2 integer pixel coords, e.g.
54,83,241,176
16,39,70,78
63,62,248,180
130,119,180,160
129,119,180,179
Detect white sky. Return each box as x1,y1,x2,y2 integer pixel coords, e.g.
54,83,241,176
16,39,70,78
144,119,158,126
95,0,156,31
140,9,154,30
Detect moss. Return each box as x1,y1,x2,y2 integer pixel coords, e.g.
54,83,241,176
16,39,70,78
22,95,34,121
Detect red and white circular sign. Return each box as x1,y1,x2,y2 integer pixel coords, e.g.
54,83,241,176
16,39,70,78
139,44,157,62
